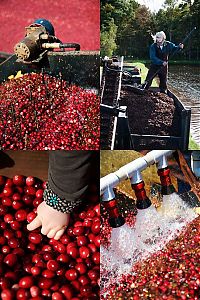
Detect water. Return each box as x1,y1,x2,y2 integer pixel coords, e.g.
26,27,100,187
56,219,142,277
168,65,200,102
101,192,197,293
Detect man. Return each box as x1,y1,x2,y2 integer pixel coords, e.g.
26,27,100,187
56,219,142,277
144,31,184,93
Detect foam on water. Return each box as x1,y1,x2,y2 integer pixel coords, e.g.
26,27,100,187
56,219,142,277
101,193,198,292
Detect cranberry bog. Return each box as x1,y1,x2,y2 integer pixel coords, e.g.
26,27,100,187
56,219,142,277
101,190,200,300
100,62,191,150
0,52,100,150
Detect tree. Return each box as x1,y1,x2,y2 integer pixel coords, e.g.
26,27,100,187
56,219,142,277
101,19,118,56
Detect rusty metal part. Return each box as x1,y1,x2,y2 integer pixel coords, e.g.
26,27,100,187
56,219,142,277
177,150,200,201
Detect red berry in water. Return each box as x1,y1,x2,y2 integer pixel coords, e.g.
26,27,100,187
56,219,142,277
19,276,34,288
60,285,74,299
24,186,36,196
42,269,55,278
57,254,70,263
65,269,78,281
28,232,42,244
26,176,35,186
13,175,25,186
88,269,99,281
77,235,88,246
31,266,41,276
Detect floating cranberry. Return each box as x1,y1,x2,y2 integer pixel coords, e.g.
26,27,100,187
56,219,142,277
42,269,55,278
60,285,74,299
31,266,41,276
16,288,30,299
91,221,100,235
73,226,85,236
76,235,88,246
92,252,100,265
67,247,79,259
2,197,12,207
52,292,64,300
30,286,40,298
57,254,70,263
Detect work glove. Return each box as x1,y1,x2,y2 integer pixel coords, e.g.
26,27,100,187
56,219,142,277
179,43,184,49
163,61,168,67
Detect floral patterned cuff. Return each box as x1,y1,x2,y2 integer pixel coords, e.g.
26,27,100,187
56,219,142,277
43,183,82,213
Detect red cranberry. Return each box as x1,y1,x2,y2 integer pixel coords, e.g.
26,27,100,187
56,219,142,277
4,253,18,267
75,262,87,275
15,209,27,221
52,292,64,300
42,269,55,278
19,276,34,288
79,246,90,259
36,189,43,198
65,269,78,281
30,286,40,297
3,187,13,197
47,260,59,271
27,211,37,223
28,232,42,244
38,278,53,289
16,288,30,299
1,289,15,300
13,175,25,186
26,176,35,186
60,285,74,299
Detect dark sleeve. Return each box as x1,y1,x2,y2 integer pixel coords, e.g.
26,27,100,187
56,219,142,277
150,44,163,65
48,150,94,202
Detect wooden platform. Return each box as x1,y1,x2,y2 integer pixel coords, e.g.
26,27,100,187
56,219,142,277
0,151,49,181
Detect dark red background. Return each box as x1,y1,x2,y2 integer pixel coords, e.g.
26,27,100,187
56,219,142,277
0,0,100,53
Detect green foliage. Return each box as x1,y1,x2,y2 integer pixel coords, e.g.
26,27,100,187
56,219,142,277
101,18,117,57
101,0,200,60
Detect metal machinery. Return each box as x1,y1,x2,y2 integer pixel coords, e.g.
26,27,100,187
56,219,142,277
0,19,99,88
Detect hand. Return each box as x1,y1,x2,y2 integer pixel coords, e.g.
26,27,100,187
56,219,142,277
163,61,168,67
179,43,184,49
27,201,70,240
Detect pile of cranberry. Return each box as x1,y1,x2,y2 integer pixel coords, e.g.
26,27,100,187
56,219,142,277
0,175,100,299
101,191,200,299
0,73,100,150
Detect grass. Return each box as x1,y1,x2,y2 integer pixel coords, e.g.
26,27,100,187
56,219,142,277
124,61,158,86
125,59,200,65
189,136,200,150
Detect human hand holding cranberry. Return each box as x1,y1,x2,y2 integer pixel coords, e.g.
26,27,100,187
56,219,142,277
27,201,70,240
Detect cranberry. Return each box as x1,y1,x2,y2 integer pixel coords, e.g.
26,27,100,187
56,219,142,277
65,269,78,281
28,232,42,244
57,254,70,263
92,252,100,265
3,187,13,197
27,211,37,223
67,247,79,259
31,266,41,276
79,246,90,259
13,175,25,186
75,262,87,275
38,278,53,289
36,189,43,198
10,220,21,230
26,176,35,186
19,276,34,288
42,269,55,278
60,285,74,299
47,260,59,271
15,209,27,221
16,288,30,299
73,226,85,236
91,221,100,234
1,289,15,300
88,270,99,281
4,253,18,267
30,286,40,297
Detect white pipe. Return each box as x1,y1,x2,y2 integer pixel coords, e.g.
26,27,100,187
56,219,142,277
100,150,175,197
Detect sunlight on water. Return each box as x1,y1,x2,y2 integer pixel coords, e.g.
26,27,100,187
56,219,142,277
101,193,197,292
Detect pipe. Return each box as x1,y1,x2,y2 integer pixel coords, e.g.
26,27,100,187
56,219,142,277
100,150,175,195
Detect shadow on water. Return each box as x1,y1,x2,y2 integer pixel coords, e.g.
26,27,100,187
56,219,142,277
168,65,200,102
